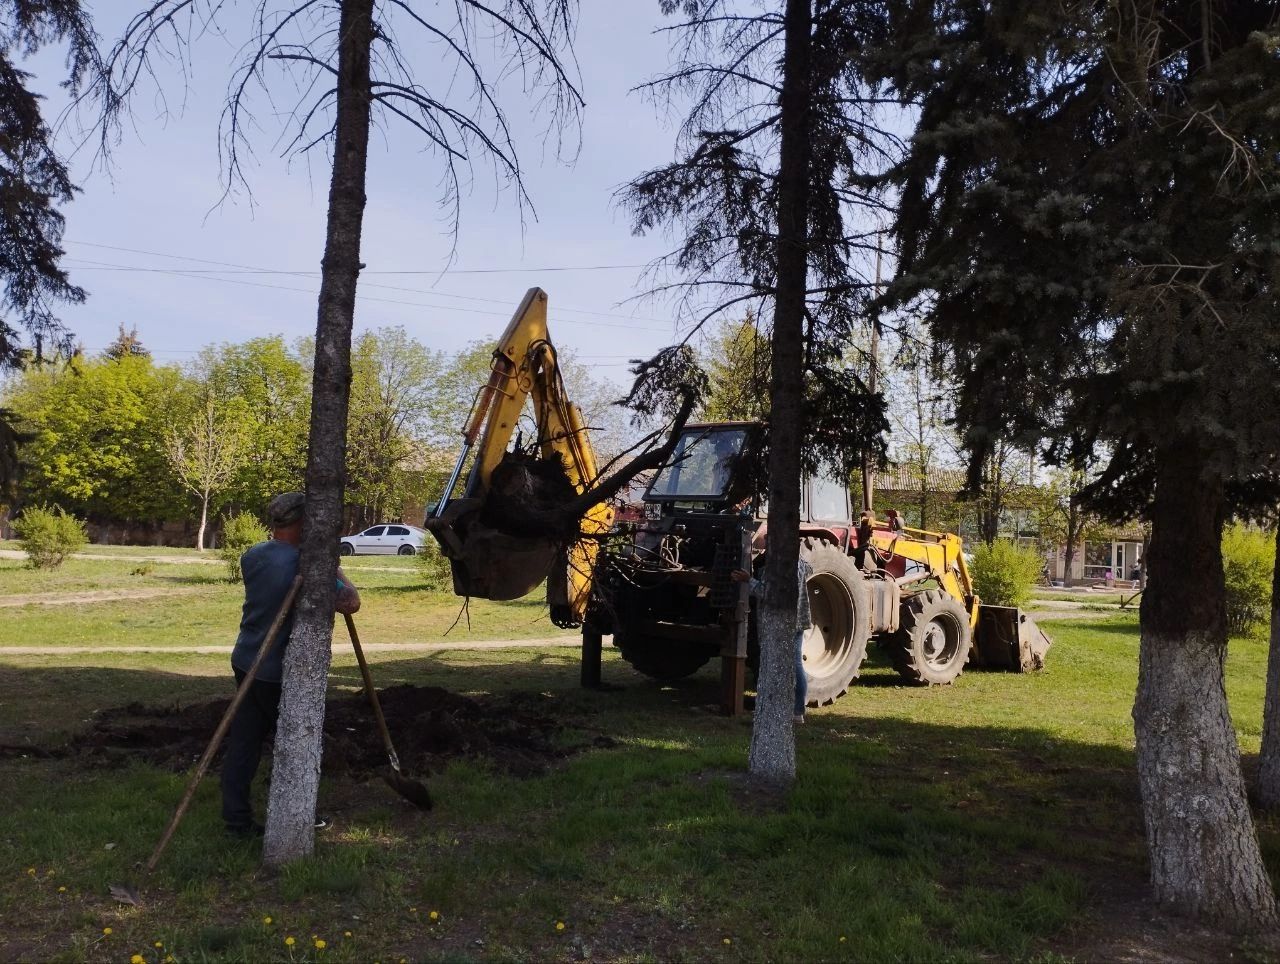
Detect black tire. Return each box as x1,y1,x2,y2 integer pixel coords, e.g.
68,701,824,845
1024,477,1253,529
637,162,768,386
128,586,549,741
800,539,870,706
339,542,355,556
398,544,416,556
887,589,972,685
617,636,712,681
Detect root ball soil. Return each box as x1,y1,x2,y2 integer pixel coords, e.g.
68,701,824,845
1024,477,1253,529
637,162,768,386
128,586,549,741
68,685,611,778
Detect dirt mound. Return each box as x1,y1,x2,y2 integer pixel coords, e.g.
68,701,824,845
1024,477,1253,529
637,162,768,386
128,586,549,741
70,685,613,778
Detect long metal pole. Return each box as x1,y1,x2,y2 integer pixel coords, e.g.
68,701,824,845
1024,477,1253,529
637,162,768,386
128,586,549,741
861,235,883,512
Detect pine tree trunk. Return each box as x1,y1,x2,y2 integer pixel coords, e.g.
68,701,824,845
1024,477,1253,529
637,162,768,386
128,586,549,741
1133,446,1277,930
747,0,811,790
197,492,208,552
1254,529,1280,809
263,0,374,867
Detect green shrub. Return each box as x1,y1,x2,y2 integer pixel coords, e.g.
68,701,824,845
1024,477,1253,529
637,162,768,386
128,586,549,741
970,539,1043,608
416,537,454,591
220,511,268,582
1222,524,1273,638
13,505,87,569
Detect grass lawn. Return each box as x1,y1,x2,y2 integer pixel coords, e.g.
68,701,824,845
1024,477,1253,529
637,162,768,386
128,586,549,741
0,552,1276,961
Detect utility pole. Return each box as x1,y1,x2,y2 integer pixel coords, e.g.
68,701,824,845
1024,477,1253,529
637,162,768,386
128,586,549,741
860,234,883,512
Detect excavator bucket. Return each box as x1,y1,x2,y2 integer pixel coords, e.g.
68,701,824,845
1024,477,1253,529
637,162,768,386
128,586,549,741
425,497,560,603
973,606,1052,672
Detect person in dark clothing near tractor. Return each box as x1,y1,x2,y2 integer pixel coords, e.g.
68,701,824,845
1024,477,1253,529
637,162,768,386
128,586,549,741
221,491,361,837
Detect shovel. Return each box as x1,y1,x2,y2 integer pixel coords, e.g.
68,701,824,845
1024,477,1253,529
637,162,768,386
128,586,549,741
342,612,433,810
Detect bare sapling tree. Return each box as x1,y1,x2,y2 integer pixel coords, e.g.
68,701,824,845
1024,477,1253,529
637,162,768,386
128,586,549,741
165,395,249,550
88,0,582,863
622,0,896,787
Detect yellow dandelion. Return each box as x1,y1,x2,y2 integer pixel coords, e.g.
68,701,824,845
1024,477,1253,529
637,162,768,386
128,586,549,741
839,936,847,943
57,886,66,893
555,921,565,932
103,927,113,936
131,955,146,964
344,931,353,938
154,940,164,948
314,938,327,950
723,938,732,945
263,916,273,925
26,867,35,875
284,936,296,947
408,907,417,913
428,910,439,921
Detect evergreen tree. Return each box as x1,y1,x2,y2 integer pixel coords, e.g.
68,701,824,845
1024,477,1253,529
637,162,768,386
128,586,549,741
623,0,892,786
0,1,102,495
873,0,1280,928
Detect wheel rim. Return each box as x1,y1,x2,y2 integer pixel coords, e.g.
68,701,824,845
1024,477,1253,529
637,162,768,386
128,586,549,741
921,612,962,670
801,572,855,683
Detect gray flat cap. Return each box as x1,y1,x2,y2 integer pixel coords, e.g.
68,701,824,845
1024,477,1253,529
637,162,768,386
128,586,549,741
267,491,306,527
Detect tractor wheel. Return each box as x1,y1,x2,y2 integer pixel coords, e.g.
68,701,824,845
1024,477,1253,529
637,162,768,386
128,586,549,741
617,637,712,681
888,589,972,685
799,539,870,706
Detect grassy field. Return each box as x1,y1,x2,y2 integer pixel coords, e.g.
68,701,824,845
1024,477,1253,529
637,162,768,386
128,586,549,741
0,552,1276,962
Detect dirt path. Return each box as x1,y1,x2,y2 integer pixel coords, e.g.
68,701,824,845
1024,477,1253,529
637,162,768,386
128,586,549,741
0,586,209,608
0,548,416,573
0,636,581,656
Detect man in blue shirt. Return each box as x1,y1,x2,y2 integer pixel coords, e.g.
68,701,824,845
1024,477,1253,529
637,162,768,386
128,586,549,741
221,491,362,837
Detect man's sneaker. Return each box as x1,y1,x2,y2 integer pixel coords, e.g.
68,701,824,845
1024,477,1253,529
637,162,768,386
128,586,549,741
227,821,264,839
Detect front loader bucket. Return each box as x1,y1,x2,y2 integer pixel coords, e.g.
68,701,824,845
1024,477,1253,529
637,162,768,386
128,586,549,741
973,606,1052,672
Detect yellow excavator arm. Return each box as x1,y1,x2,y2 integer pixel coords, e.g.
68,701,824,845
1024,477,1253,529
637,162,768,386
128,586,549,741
426,288,613,626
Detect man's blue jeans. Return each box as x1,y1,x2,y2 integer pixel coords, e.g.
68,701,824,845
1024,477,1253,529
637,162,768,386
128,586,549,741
794,630,808,716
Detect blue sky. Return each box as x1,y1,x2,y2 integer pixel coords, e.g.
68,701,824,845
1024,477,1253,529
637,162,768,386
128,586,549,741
31,2,705,387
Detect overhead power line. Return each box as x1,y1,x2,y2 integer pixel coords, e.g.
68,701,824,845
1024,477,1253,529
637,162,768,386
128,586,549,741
65,257,674,334
64,240,675,327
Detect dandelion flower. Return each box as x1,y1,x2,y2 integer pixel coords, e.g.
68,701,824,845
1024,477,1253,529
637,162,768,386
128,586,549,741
103,928,113,936
839,936,847,943
555,922,565,932
284,936,296,947
57,886,66,893
344,931,353,938
314,939,327,950
723,938,732,945
131,955,145,964
154,940,164,948
26,867,35,875
263,916,273,925
428,911,439,921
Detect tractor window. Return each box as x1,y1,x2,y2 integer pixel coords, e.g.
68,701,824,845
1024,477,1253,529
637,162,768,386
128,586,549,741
809,472,850,522
648,429,749,500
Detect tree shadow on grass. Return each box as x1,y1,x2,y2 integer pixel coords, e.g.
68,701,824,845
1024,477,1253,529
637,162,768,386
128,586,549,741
0,652,1272,962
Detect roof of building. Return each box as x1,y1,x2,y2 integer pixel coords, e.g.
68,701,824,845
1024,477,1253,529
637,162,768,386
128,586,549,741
872,466,969,494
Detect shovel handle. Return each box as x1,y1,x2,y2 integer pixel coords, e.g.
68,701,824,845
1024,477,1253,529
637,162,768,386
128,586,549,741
145,574,303,874
343,613,400,772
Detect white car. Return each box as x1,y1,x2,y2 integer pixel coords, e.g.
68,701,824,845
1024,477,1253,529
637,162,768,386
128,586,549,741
339,524,428,556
